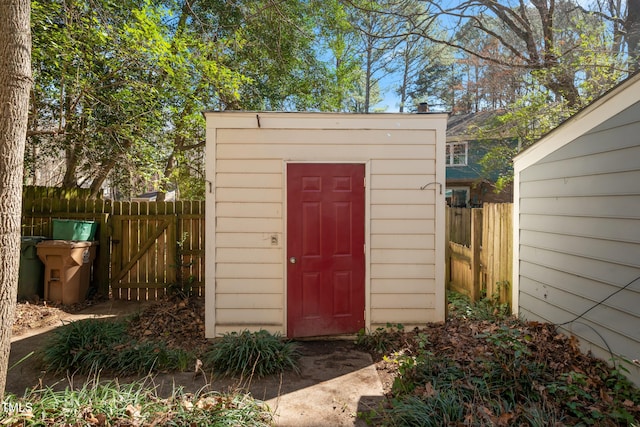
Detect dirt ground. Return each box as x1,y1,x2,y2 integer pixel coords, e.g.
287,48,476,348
8,298,386,427
12,298,395,392
12,299,98,336
12,297,638,425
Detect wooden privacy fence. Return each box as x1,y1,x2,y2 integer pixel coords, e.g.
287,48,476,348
446,203,513,305
21,197,205,301
446,207,472,247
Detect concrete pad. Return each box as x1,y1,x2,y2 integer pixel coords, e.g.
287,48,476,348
266,343,384,426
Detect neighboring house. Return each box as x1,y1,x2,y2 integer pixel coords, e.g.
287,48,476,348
204,111,448,339
446,112,514,207
513,72,640,386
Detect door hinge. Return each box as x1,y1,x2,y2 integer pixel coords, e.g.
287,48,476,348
363,177,366,188
363,243,366,254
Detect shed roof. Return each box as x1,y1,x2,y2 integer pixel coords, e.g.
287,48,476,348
203,111,449,133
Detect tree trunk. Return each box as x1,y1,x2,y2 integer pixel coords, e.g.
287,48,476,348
0,0,31,399
88,138,132,198
62,140,80,188
61,99,80,189
88,154,121,199
398,45,410,113
627,0,640,70
155,151,176,202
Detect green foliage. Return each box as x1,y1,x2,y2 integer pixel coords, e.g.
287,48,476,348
477,142,518,192
469,88,576,188
455,9,630,189
387,333,436,395
547,369,640,425
28,0,637,197
355,323,405,354
364,309,640,426
29,0,352,197
2,380,271,426
387,394,465,427
403,22,457,112
41,319,192,375
571,19,628,104
478,325,531,362
312,0,363,112
447,290,510,321
381,337,476,425
168,232,197,299
204,330,300,378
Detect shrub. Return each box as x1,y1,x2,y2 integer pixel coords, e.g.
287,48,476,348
355,323,406,355
204,330,300,377
447,290,511,321
386,393,466,427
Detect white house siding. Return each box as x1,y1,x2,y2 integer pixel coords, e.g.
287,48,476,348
205,112,447,338
514,94,640,385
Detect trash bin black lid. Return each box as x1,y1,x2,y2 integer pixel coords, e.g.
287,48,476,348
21,236,48,245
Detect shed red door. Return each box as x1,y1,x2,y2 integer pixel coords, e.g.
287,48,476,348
287,163,365,338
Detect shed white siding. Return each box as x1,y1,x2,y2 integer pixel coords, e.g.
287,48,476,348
513,76,640,385
205,112,447,338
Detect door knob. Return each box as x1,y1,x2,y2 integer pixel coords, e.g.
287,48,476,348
289,257,297,264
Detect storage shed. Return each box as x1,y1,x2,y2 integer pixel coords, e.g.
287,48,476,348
204,112,448,338
513,73,640,385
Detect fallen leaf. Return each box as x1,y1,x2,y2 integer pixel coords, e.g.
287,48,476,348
497,412,515,426
126,404,142,422
181,399,194,410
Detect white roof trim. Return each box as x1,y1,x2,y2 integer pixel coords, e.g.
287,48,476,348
204,111,449,132
513,73,640,173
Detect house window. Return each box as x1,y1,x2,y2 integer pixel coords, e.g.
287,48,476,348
446,142,468,166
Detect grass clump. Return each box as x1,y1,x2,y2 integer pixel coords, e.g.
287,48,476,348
447,290,511,321
204,330,300,377
356,323,407,355
41,318,192,375
2,379,272,426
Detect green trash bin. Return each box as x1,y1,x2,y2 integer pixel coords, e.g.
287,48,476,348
18,236,48,301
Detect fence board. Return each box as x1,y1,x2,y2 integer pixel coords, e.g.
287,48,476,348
482,203,513,303
471,208,482,301
449,242,472,296
447,207,471,246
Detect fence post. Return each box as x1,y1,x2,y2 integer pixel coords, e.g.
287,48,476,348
444,207,451,317
470,208,482,301
445,207,451,287
95,212,110,297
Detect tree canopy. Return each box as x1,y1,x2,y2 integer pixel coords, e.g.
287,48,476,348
28,0,361,199
359,0,637,188
26,0,640,198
